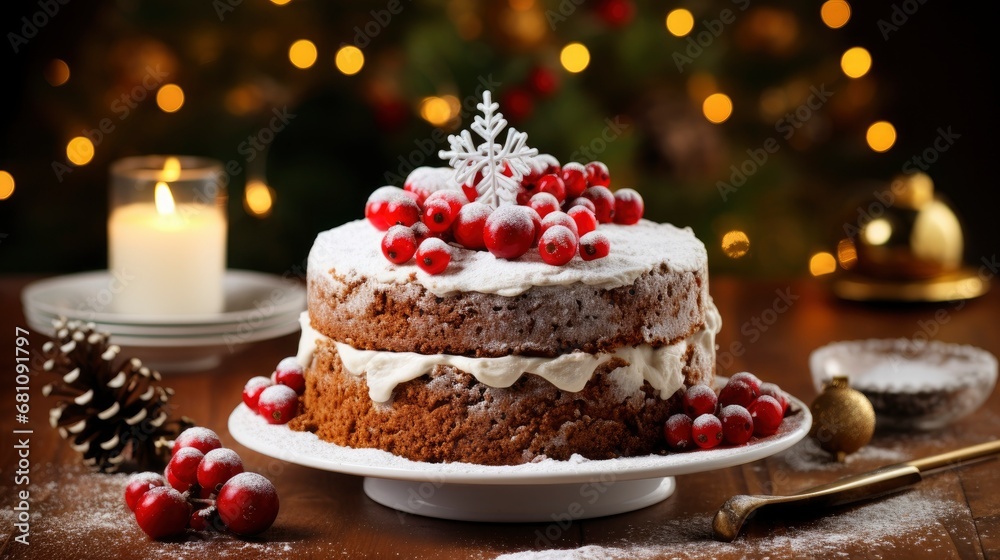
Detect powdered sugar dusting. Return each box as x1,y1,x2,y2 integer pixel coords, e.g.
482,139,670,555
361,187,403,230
204,447,243,469
258,384,298,407
404,166,459,194
308,219,706,297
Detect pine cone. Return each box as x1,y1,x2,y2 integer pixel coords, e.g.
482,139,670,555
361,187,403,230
40,319,193,473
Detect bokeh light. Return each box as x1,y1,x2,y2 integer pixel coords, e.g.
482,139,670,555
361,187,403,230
270,0,292,4
722,230,750,258
0,170,14,200
244,180,275,218
559,43,590,73
840,47,871,78
702,93,733,124
820,0,851,29
866,121,897,152
420,97,453,126
289,39,318,69
44,59,70,87
837,238,858,269
666,9,695,37
156,84,185,113
809,252,837,276
864,218,892,245
335,45,365,75
66,137,95,166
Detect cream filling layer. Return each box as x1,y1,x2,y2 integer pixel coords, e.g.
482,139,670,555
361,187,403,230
296,300,720,403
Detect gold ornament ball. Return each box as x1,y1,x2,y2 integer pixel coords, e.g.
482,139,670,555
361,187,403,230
809,376,876,462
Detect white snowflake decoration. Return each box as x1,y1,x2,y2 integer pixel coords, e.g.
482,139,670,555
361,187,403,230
438,91,538,208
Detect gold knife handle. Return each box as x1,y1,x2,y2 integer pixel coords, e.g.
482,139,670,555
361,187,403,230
781,464,922,508
903,439,1000,473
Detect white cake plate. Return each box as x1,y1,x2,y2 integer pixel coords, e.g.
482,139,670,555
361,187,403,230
229,394,811,522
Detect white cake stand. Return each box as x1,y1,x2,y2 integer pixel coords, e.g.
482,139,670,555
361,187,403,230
229,396,811,523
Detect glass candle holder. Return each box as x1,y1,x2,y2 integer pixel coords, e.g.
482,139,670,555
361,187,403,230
108,155,227,316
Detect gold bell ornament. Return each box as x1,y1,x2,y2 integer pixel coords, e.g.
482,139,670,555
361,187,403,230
809,376,876,462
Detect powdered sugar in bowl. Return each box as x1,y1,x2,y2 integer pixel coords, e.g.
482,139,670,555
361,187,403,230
810,339,997,431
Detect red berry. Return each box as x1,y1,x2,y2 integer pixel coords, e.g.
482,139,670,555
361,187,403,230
566,197,596,214
539,211,579,238
664,413,694,450
217,473,280,536
528,192,561,219
527,206,543,246
273,357,306,395
453,202,492,250
384,196,420,228
365,186,407,231
683,384,718,418
613,188,644,225
749,395,784,437
197,448,244,494
720,405,754,445
560,162,588,198
164,465,190,492
189,505,217,532
411,221,434,244
422,190,464,233
125,472,166,512
536,174,566,203
484,205,536,259
135,486,191,540
718,378,760,408
759,382,789,415
381,225,418,264
730,372,762,394
415,238,452,274
462,184,479,205
567,206,598,236
532,154,561,176
579,231,611,261
172,427,222,456
582,186,616,223
242,376,273,412
257,384,299,424
168,447,204,487
538,225,578,266
584,161,610,187
692,414,723,449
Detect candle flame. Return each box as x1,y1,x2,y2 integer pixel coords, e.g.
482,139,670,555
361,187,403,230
154,181,176,215
161,157,182,182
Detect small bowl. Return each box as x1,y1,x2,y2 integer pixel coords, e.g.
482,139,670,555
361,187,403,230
810,339,997,431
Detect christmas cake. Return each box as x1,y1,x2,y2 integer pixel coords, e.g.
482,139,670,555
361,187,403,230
288,92,720,465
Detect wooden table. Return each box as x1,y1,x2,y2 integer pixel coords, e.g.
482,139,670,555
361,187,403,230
1,275,997,559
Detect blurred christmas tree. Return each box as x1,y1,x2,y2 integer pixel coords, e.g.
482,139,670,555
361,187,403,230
1,0,987,277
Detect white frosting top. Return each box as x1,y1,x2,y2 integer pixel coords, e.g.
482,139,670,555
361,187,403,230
308,218,707,297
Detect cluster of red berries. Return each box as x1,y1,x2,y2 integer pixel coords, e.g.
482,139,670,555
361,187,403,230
125,427,279,540
242,357,304,424
664,372,790,451
366,160,645,273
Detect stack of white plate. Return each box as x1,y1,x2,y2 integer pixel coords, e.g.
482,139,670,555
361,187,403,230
22,270,306,372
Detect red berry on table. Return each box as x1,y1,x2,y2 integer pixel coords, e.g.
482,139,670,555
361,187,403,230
197,448,245,494
189,505,217,532
135,486,191,540
582,186,616,224
453,202,492,250
561,162,588,198
257,384,299,424
664,413,694,450
365,186,407,231
584,161,610,187
720,405,754,445
567,206,598,236
536,174,567,203
384,196,420,228
759,382,789,415
217,473,280,536
381,225,418,265
718,377,760,408
172,427,222,456
538,225,578,266
566,197,596,214
613,188,644,225
579,231,610,261
422,190,464,233
683,384,718,418
484,205,536,259
539,211,579,238
168,447,204,487
692,413,723,449
164,465,190,492
125,472,166,512
242,376,273,412
528,192,561,219
749,395,784,437
415,237,452,274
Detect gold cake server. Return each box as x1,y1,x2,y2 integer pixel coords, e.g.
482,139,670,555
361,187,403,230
713,439,1000,542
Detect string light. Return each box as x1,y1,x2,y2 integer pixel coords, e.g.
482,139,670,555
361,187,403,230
289,39,317,69
840,47,871,78
335,45,364,75
666,9,695,37
420,97,453,126
809,252,837,276
721,230,750,258
702,93,733,124
837,238,858,269
820,0,851,29
156,84,185,113
44,59,70,87
66,137,95,166
866,121,896,152
0,170,14,200
559,43,590,73
244,180,275,218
